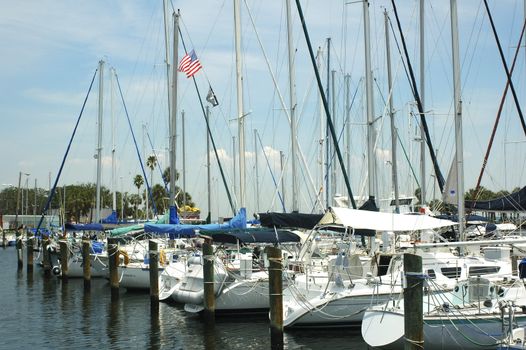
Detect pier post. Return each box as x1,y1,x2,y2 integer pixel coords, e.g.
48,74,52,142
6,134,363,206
2,229,6,248
403,253,424,350
59,240,69,281
202,236,215,324
16,230,23,269
26,231,34,273
82,238,91,291
149,239,159,304
42,235,51,277
266,246,283,349
107,237,119,299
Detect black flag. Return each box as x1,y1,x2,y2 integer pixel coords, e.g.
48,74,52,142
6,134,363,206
206,85,219,107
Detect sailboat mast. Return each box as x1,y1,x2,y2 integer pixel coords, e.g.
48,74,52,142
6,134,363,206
111,68,117,213
254,129,260,213
163,0,172,124
96,59,104,223
234,0,246,209
419,0,426,206
286,0,298,212
206,106,212,222
363,0,377,201
450,0,465,240
170,12,179,209
384,10,400,213
316,47,325,209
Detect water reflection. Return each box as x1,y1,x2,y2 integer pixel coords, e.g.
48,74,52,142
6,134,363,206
107,295,120,348
150,301,161,350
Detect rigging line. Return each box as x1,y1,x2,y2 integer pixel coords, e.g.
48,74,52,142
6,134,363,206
114,71,158,217
295,0,356,209
483,0,526,136
178,26,236,216
256,132,286,212
35,68,98,235
390,0,445,194
472,17,526,207
146,130,170,195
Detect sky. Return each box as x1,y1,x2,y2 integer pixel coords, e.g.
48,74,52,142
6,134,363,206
1,0,525,219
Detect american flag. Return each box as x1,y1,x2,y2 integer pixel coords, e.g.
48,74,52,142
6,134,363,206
178,49,202,78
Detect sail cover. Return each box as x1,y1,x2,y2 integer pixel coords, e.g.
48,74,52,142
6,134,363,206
258,212,323,229
465,186,526,211
206,228,301,244
318,207,457,232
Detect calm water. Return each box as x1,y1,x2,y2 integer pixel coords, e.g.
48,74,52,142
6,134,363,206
0,248,368,349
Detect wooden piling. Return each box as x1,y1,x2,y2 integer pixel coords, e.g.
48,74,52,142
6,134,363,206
26,231,34,273
403,253,424,350
266,246,283,349
42,235,51,277
82,239,91,291
149,239,159,303
202,236,215,324
107,237,119,299
2,229,6,248
16,230,23,269
59,240,69,281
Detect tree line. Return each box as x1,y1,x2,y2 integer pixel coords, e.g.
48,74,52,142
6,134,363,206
0,166,196,223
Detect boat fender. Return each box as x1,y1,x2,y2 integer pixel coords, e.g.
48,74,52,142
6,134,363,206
118,249,130,265
52,266,61,276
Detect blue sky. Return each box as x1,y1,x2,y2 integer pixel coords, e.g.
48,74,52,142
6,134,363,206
1,0,525,219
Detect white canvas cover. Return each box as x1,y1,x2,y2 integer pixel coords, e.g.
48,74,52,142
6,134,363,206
318,207,457,232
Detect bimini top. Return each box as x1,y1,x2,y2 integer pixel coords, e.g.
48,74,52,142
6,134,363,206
318,207,457,232
204,228,301,244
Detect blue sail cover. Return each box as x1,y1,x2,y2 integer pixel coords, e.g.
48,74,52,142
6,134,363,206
101,210,118,224
208,228,300,244
65,223,105,231
145,208,246,239
169,205,180,224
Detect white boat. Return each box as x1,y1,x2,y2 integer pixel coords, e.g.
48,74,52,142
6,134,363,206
282,207,515,328
362,277,526,350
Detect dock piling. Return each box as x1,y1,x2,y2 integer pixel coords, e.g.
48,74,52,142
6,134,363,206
266,246,283,349
16,230,23,269
59,240,69,281
42,235,51,277
149,239,159,303
82,238,91,291
107,237,119,299
203,236,215,324
26,231,34,273
403,253,424,350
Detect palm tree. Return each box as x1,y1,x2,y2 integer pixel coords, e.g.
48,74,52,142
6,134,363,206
133,174,144,219
146,155,157,219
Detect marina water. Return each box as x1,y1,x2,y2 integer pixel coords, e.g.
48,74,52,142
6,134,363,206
0,248,367,349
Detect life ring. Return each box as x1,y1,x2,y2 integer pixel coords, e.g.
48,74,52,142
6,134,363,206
118,249,130,265
159,249,167,266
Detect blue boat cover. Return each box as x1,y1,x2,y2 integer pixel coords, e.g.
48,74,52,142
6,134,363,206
169,205,180,224
65,223,104,231
465,186,526,211
145,208,246,239
101,210,118,224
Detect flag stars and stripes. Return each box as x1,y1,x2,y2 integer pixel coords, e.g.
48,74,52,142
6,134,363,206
178,49,202,78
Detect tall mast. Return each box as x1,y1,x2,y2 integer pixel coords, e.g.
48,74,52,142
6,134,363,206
254,129,260,213
206,106,212,223
331,69,337,201
170,12,179,211
385,10,400,213
325,38,331,207
345,73,351,204
182,110,187,218
96,59,104,223
234,0,246,209
317,47,325,209
450,0,465,240
364,0,377,200
286,0,298,212
419,0,426,206
111,68,117,213
163,0,172,125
